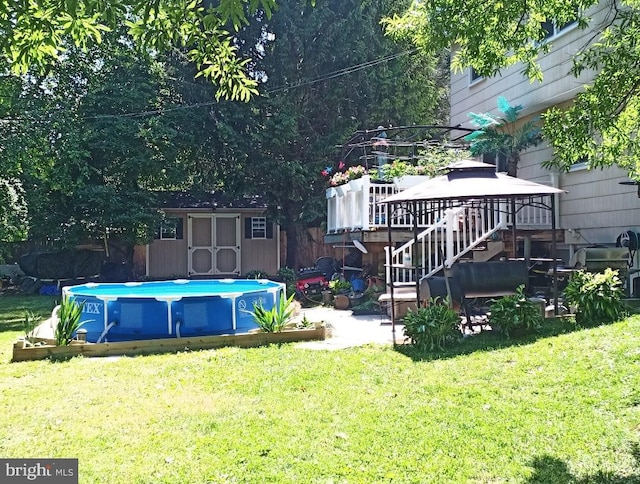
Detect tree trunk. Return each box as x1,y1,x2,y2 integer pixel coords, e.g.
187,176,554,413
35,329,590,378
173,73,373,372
103,239,135,282
507,153,520,178
285,222,300,270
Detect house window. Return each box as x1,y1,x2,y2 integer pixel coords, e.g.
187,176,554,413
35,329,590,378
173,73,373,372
542,11,578,39
245,217,273,239
569,156,589,172
482,152,508,173
251,217,267,239
156,217,183,240
470,67,484,84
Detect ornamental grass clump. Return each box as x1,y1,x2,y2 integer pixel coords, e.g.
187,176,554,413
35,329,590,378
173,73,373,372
22,310,39,345
250,293,296,333
54,295,87,346
563,268,629,327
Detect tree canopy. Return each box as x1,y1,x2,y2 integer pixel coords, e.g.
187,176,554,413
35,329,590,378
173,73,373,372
0,27,244,259
236,0,448,268
385,0,640,180
0,0,315,101
0,0,448,269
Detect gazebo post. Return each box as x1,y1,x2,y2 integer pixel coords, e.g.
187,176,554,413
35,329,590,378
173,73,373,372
510,198,518,259
551,195,559,315
387,202,395,345
413,200,421,309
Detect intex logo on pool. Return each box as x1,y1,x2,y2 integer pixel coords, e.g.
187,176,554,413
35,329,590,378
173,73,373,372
1,459,78,483
82,302,101,314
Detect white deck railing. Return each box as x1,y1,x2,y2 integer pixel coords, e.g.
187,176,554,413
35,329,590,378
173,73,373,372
326,175,554,233
326,175,555,287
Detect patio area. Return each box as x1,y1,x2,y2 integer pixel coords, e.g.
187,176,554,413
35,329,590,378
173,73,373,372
296,306,400,349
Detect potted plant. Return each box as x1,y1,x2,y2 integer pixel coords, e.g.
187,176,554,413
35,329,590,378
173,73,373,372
328,279,351,295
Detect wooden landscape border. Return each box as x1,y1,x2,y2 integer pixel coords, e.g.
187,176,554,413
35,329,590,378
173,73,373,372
12,323,327,362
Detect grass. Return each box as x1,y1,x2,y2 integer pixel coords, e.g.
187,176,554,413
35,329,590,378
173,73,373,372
1,294,640,482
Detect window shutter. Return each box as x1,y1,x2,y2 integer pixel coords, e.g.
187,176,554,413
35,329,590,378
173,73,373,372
266,219,273,239
245,217,253,239
176,218,184,240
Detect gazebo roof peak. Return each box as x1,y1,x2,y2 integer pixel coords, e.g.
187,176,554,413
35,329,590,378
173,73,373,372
443,159,495,173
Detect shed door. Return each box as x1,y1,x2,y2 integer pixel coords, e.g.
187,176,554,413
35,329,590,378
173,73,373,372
188,214,240,277
213,214,241,275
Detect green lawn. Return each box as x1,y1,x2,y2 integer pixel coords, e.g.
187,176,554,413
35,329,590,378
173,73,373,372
1,294,640,483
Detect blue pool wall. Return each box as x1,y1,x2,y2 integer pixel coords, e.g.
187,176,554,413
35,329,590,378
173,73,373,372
63,279,286,343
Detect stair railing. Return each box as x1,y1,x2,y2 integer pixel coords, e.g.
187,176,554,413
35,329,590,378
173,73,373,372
385,203,508,286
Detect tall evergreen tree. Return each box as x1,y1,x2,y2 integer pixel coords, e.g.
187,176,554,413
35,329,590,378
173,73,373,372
239,0,448,268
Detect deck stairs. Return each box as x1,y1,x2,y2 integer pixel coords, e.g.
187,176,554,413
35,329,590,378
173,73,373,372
472,240,506,262
384,204,508,289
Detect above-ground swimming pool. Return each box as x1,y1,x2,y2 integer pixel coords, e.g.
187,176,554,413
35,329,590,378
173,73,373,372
63,279,286,343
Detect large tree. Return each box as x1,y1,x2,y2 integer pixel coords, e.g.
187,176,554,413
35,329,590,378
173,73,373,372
385,0,640,180
0,0,315,101
0,29,236,261
0,0,448,270
236,0,448,268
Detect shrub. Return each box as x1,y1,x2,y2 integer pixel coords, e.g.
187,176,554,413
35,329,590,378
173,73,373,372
328,279,351,295
250,293,296,332
54,296,87,346
245,269,270,279
402,297,461,351
487,285,543,338
563,268,629,327
276,266,296,285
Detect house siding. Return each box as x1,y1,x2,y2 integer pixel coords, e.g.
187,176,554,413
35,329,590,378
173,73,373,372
450,1,640,247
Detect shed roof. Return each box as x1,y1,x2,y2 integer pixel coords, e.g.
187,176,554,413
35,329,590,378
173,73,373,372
156,191,268,210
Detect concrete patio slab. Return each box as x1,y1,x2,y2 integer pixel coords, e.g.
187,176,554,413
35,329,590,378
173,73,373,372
294,307,403,350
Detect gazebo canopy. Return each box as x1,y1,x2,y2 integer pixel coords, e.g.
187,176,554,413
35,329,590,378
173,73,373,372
382,160,565,204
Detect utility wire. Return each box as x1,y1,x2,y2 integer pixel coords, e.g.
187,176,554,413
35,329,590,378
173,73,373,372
1,48,418,122
265,49,416,95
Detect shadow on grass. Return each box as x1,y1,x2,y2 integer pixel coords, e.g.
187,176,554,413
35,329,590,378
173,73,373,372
0,294,58,334
393,315,636,362
525,448,640,483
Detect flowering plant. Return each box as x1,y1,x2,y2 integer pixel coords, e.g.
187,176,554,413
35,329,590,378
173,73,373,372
328,171,350,186
323,164,368,186
345,165,366,180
